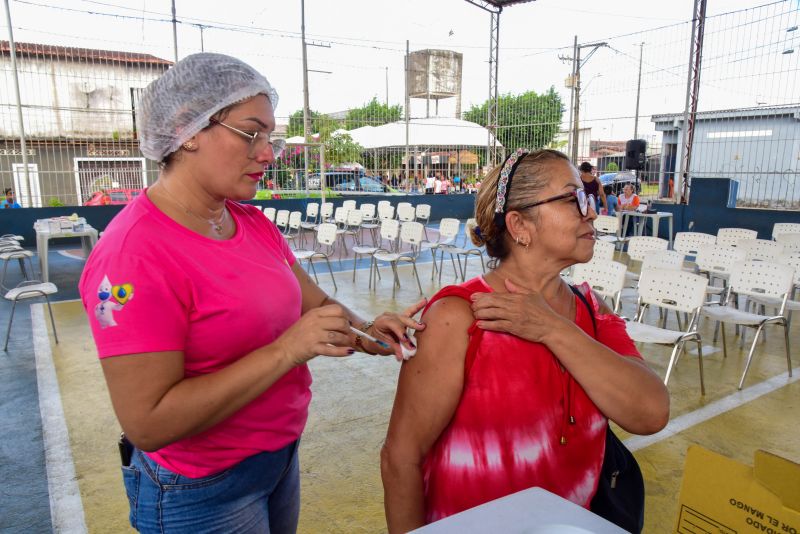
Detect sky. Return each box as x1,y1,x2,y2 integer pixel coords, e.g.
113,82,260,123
4,0,799,142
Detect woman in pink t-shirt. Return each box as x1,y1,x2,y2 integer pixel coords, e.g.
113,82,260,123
79,53,424,534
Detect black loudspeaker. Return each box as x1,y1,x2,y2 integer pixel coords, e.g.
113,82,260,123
625,139,647,170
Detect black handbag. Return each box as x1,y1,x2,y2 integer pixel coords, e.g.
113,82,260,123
570,286,645,534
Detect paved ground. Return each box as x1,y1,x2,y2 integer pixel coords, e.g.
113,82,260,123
2,232,799,534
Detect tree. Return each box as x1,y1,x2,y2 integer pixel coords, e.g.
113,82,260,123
344,97,402,129
325,132,363,167
287,109,342,139
606,162,619,172
463,87,563,152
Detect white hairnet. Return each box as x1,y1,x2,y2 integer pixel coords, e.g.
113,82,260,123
137,52,279,162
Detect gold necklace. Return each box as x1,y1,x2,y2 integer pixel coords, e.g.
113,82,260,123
159,184,227,234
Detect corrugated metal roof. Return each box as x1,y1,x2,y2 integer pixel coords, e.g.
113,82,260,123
0,41,172,67
652,105,800,124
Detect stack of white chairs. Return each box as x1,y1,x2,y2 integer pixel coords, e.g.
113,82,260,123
0,235,34,287
624,269,709,394
701,261,794,389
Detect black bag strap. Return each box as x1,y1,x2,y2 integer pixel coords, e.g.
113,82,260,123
569,284,596,337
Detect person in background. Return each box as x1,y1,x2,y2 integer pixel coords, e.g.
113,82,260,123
1,188,22,208
425,173,435,194
100,189,112,206
434,174,443,195
79,53,425,533
578,162,607,214
381,148,668,533
618,182,640,212
453,174,461,192
603,184,618,216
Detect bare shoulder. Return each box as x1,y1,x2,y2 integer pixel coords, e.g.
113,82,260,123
418,295,474,339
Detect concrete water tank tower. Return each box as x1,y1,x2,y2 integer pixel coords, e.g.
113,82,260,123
407,49,463,118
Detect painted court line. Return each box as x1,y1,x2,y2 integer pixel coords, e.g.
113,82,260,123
625,367,800,452
32,303,88,534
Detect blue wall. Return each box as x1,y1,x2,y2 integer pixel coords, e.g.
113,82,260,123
0,194,479,243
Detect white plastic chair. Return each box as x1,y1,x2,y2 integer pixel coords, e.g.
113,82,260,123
571,260,627,314
4,277,59,351
423,218,460,282
701,261,794,389
319,202,334,223
359,204,379,246
716,227,757,247
593,215,627,255
396,202,413,219
775,232,800,254
673,231,716,268
772,222,800,240
275,209,290,233
342,200,357,213
737,239,784,261
415,204,432,239
592,240,616,263
263,207,276,223
377,203,395,222
624,269,709,393
695,244,747,300
373,221,424,297
298,203,320,248
449,218,487,281
284,211,303,248
397,204,416,223
745,252,800,325
292,223,338,290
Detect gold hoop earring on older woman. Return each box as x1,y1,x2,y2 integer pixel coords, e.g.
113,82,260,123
515,235,530,250
182,141,198,151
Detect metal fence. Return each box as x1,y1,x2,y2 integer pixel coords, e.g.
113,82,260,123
1,1,798,209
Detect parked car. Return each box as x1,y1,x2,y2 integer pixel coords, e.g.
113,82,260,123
84,188,143,206
333,176,387,193
599,171,639,194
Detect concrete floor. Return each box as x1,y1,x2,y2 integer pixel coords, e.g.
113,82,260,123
2,236,799,533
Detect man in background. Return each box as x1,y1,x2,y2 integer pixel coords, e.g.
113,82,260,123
1,188,22,208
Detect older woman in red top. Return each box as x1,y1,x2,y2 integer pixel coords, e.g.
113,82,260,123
381,149,669,532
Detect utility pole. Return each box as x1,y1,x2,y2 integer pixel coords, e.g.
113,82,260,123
565,36,577,162
171,0,178,62
570,40,607,164
4,0,32,207
633,42,644,140
405,40,410,185
301,0,311,191
385,67,389,106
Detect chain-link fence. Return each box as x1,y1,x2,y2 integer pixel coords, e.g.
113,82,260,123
1,1,798,209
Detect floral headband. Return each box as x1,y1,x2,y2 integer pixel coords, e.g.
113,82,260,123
493,147,530,228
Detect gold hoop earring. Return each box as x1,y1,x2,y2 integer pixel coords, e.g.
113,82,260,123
182,141,198,151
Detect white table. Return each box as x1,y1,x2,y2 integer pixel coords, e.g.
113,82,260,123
619,210,674,248
36,226,99,282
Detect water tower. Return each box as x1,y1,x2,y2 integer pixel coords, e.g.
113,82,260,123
406,49,463,118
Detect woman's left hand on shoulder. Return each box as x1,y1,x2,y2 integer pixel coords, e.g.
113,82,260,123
370,297,428,360
470,279,568,343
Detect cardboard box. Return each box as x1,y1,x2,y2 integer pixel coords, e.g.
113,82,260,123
675,445,800,534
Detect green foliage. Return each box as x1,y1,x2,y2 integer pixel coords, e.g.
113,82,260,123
606,162,619,172
48,197,65,207
463,87,563,152
325,132,364,167
287,109,342,139
343,97,402,129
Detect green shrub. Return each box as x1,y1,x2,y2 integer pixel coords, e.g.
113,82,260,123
48,197,65,207
606,162,619,172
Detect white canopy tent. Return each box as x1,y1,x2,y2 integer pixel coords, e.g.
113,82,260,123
347,117,501,150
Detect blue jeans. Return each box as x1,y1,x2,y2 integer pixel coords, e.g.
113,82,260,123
121,440,300,533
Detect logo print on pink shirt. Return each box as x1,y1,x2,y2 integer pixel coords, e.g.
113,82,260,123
95,275,134,328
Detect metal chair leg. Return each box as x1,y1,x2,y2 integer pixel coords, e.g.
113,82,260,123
783,321,793,377
721,322,728,359
411,261,422,295
45,296,59,344
4,299,18,351
738,322,766,390
696,339,705,395
323,256,337,291
307,259,319,283
663,341,683,387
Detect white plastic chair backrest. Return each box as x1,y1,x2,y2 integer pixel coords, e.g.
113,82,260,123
638,268,709,314
342,200,357,212
464,218,479,246
346,209,363,226
641,249,684,271
627,236,669,262
360,203,376,219
673,232,716,257
716,227,757,247
778,252,800,285
416,204,431,219
288,211,302,229
320,202,334,219
305,202,319,218
695,244,747,276
571,260,627,300
591,240,615,262
334,207,348,225
400,221,425,248
263,207,276,222
737,239,784,261
378,204,395,221
593,215,620,234
275,209,290,228
397,204,416,222
729,260,795,300
316,223,338,247
775,233,800,254
378,200,391,211
379,218,400,243
772,222,800,240
438,218,461,240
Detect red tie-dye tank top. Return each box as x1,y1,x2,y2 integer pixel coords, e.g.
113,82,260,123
421,276,642,523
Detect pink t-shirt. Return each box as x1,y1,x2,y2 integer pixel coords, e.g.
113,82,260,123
79,192,311,478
